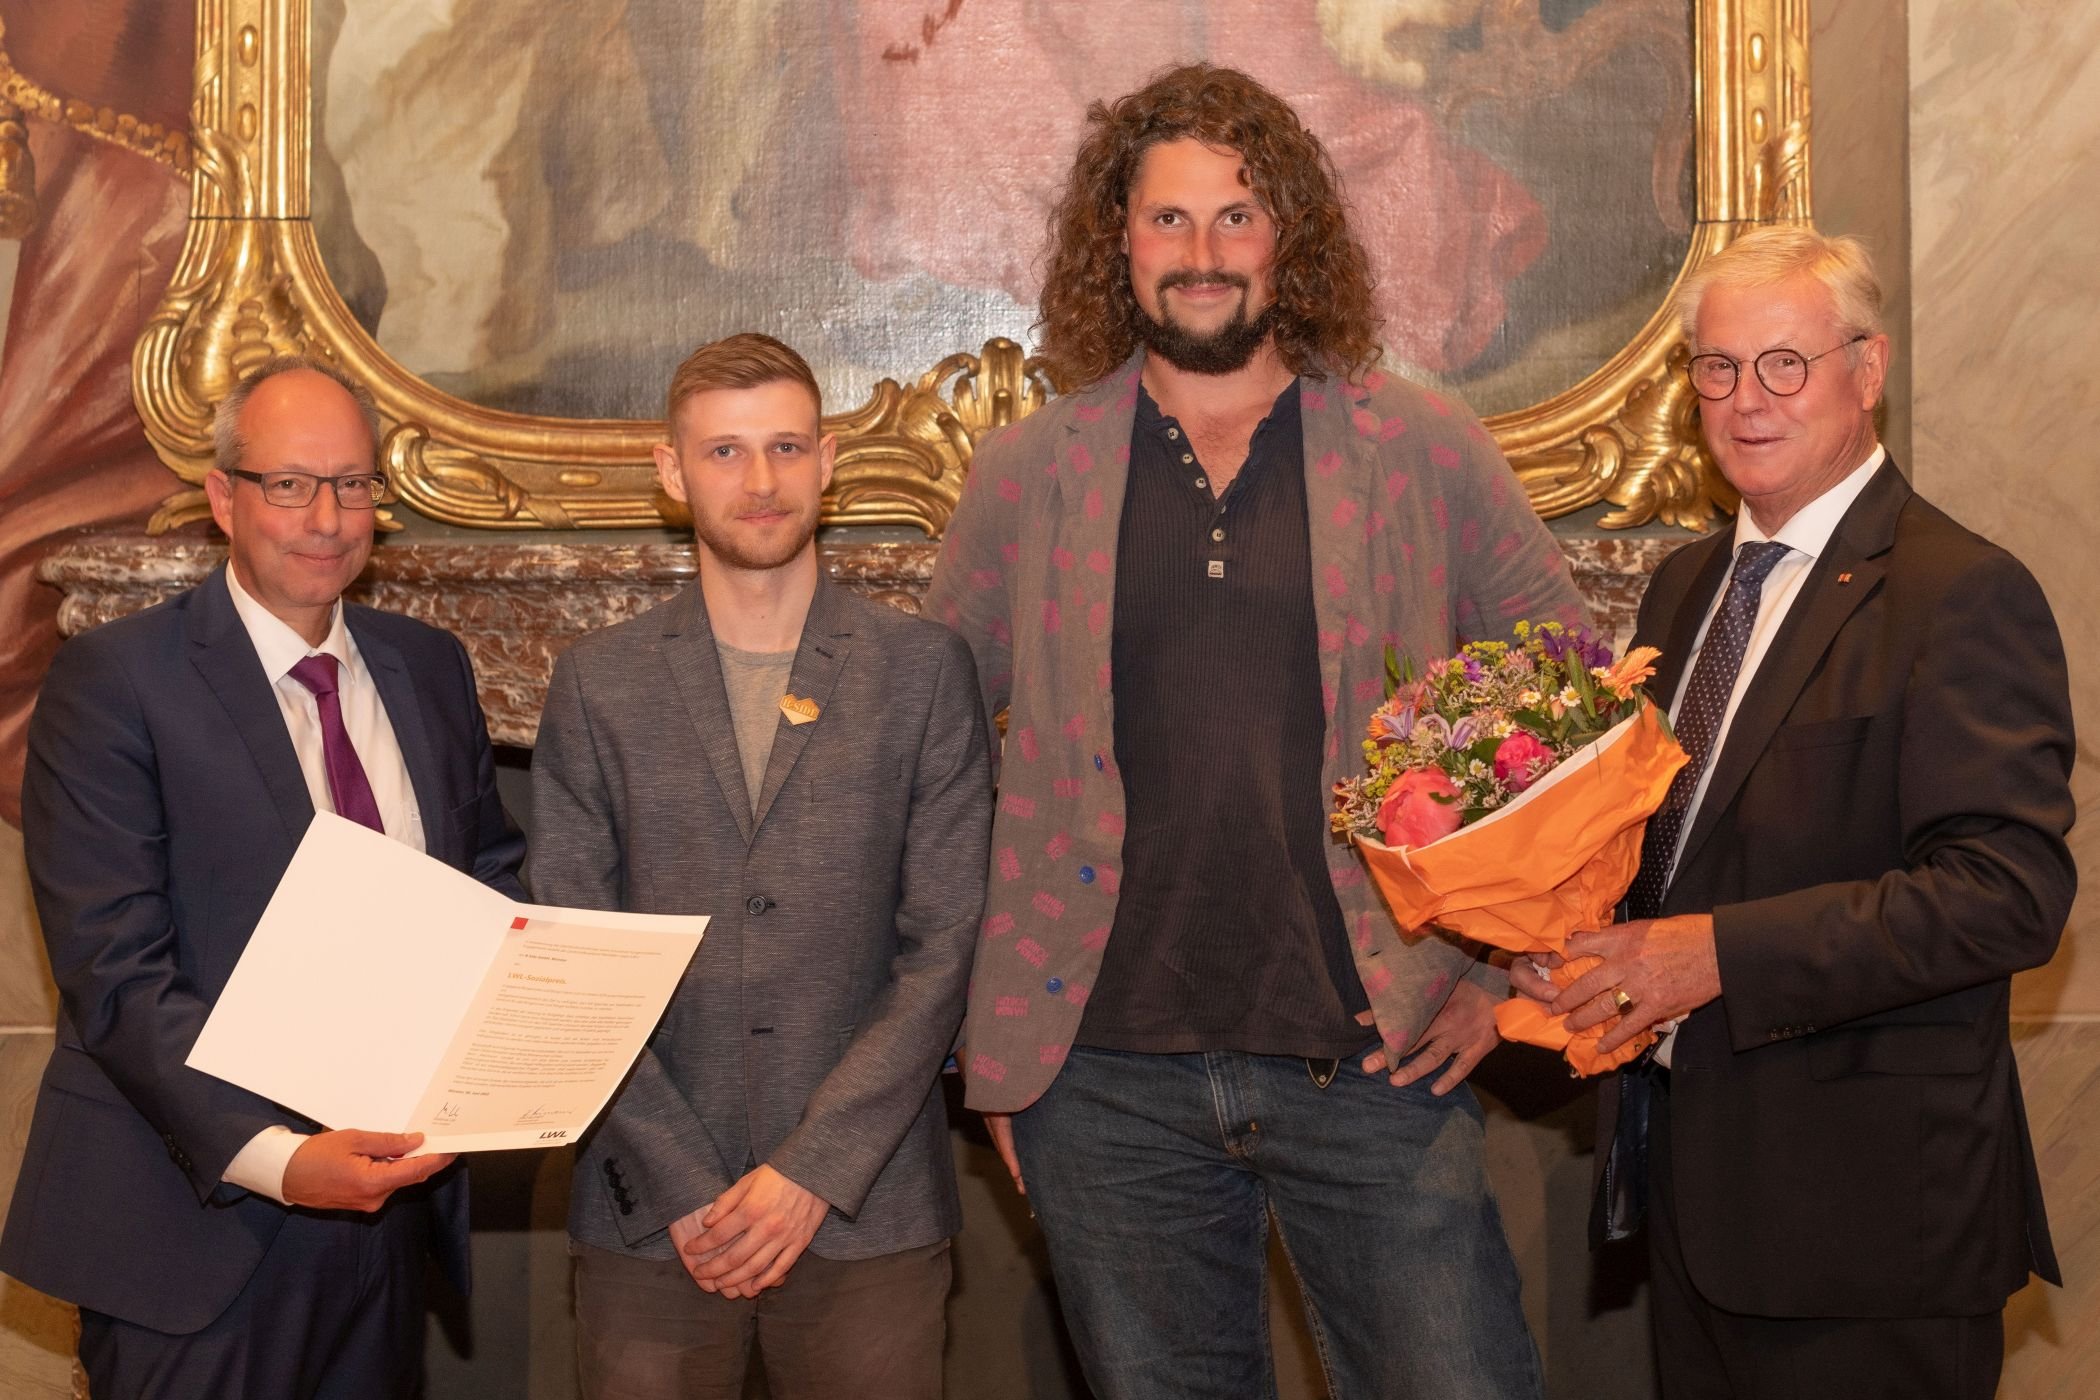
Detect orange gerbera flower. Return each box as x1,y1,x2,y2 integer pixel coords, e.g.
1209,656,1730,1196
1599,646,1661,701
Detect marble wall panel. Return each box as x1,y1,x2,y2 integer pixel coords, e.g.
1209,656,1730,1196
1810,0,1911,468
1907,0,2100,1021
2005,1019,2100,1397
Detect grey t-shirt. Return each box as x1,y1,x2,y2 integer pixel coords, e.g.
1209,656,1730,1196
715,639,797,817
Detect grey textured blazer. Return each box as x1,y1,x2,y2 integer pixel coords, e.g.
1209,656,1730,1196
531,577,991,1261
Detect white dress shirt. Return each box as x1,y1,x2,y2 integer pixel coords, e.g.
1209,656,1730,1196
219,566,425,1202
1652,444,1886,1065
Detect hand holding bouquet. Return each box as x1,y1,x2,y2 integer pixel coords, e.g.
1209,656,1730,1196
1332,623,1686,1075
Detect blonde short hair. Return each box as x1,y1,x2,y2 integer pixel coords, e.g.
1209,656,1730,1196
1675,226,1884,343
664,333,821,433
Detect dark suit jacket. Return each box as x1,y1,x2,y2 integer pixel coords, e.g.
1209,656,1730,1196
1603,462,2074,1318
0,565,525,1334
530,578,991,1261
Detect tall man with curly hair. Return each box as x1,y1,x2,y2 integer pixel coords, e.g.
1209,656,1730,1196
925,63,1583,1400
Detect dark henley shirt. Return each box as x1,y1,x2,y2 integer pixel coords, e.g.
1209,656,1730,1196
1075,378,1373,1058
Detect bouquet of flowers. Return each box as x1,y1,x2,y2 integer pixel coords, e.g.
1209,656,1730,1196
1332,622,1687,1075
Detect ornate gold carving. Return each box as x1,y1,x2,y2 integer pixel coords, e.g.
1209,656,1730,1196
138,0,1810,536
132,134,326,496
1487,0,1814,530
1510,344,1739,531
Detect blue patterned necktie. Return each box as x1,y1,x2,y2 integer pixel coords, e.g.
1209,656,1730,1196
1625,539,1792,919
1597,538,1793,1246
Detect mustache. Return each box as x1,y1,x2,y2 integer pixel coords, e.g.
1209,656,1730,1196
1155,269,1250,295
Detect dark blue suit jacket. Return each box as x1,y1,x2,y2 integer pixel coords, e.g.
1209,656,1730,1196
0,565,525,1333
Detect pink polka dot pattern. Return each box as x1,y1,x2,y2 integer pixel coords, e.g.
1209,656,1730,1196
921,356,1586,1113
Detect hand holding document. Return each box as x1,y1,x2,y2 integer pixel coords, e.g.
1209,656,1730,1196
188,812,706,1153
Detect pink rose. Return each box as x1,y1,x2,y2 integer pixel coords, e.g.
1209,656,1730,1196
1377,768,1464,849
1492,732,1556,792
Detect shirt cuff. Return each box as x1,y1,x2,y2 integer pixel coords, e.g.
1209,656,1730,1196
222,1124,306,1204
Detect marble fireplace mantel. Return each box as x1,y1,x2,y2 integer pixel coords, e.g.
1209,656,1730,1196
39,529,1684,748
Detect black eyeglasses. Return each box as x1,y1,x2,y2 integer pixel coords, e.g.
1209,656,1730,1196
1685,335,1868,400
227,469,394,509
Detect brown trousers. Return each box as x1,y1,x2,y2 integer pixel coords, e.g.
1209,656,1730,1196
572,1238,951,1400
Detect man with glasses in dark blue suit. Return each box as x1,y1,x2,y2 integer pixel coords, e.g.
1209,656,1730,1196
0,357,524,1399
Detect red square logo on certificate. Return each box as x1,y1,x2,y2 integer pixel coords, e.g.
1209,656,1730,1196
510,916,529,931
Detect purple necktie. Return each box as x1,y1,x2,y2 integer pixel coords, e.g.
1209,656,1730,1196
287,653,386,833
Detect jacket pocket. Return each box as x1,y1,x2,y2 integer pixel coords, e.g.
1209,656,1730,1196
1805,1022,1987,1079
1766,715,1874,751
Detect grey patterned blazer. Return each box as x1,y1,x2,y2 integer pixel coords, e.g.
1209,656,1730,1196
530,577,992,1260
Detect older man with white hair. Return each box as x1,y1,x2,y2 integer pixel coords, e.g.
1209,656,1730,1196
1517,226,2074,1399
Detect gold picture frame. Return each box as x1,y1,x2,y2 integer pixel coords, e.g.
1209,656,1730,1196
134,0,1809,537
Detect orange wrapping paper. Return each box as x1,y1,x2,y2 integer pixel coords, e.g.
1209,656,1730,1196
1353,705,1688,1076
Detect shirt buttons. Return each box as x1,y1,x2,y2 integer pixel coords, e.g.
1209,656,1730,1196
1078,865,1096,884
745,895,769,916
1166,427,1180,440
1194,477,1207,490
1181,452,1195,465
1211,528,1225,542
1046,977,1064,993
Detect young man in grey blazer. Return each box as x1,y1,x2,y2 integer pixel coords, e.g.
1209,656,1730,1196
530,333,992,1399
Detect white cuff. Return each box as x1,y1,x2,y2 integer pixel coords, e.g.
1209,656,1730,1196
1653,1017,1687,1069
221,1125,306,1204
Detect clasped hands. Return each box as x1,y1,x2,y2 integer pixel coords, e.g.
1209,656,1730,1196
668,1163,829,1300
1508,913,1722,1055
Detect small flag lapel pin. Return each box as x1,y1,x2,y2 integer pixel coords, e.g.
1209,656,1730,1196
1837,572,1854,585
779,694,821,725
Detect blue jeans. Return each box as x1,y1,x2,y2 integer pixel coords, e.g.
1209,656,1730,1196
1010,1045,1542,1400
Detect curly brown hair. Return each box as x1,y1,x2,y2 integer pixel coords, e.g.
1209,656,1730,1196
1034,63,1383,392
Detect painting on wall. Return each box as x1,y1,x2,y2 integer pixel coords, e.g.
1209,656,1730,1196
308,0,1694,422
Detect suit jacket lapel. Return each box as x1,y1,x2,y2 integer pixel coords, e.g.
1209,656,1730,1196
1674,464,1908,877
657,586,758,845
753,578,854,829
186,566,314,847
1644,534,1735,703
350,611,447,862
1302,374,1378,731
1054,356,1143,746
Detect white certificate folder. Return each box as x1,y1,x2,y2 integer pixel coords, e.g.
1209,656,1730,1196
188,811,706,1153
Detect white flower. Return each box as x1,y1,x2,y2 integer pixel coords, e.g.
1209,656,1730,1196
1558,685,1582,707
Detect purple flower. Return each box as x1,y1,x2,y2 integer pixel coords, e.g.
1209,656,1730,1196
1461,656,1486,684
1373,704,1416,742
1539,625,1613,671
1449,716,1480,749
1415,714,1453,749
